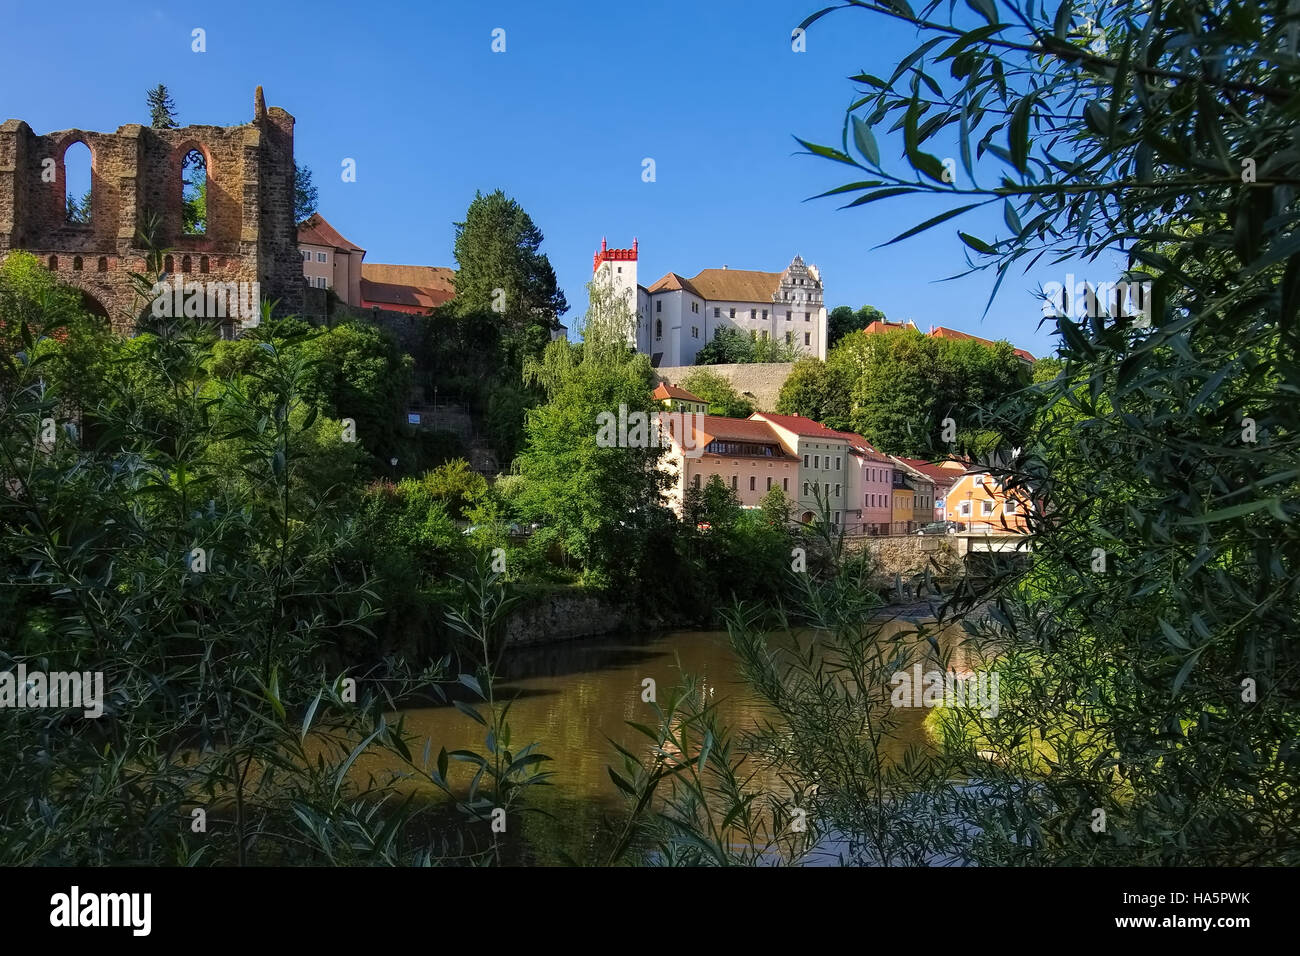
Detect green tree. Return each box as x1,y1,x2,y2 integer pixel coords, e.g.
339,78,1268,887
827,303,885,348
775,356,851,428
792,0,1300,864
294,163,319,224
680,368,754,417
694,326,753,365
146,83,178,129
451,189,568,363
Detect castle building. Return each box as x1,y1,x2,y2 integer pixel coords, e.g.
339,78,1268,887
591,238,828,366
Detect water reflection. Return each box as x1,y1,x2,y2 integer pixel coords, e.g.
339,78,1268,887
357,615,971,864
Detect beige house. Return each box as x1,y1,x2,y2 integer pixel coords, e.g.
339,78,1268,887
661,415,799,515
298,213,365,306
750,413,852,525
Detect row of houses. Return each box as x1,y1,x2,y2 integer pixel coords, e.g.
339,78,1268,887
651,383,1029,535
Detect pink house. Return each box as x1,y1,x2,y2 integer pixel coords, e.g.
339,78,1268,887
834,429,894,534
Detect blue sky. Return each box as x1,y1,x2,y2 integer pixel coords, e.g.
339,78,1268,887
0,0,1086,358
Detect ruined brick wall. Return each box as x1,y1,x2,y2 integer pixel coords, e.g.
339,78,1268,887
0,88,300,332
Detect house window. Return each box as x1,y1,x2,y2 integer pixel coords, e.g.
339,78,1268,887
301,250,310,261
762,310,768,320
804,332,811,346
749,476,755,491
693,474,701,489
814,455,819,468
836,456,841,470
1005,500,1018,514
803,482,809,496
316,252,328,263
804,312,810,321
656,300,662,313
617,266,622,273
960,501,972,517
803,454,809,467
732,475,738,490
655,318,662,339
767,477,773,491
982,500,995,516
729,308,735,319
714,308,720,317
314,277,327,288
692,326,699,338
835,484,841,497
783,478,788,492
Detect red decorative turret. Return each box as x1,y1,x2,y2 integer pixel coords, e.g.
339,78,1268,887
593,236,639,272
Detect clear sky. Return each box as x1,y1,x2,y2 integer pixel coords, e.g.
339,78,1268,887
1,0,1087,358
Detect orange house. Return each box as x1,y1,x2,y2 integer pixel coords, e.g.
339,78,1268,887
944,471,1031,533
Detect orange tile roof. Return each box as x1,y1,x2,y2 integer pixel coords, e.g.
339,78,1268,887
893,456,963,485
359,264,456,311
645,272,702,297
929,325,1036,362
297,213,364,253
653,382,706,403
752,412,848,441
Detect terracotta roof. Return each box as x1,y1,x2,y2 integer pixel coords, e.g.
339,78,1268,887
359,264,456,311
828,428,887,459
645,272,702,297
361,263,455,292
682,268,783,303
670,415,795,458
893,456,962,485
862,319,918,335
751,412,849,441
297,213,364,253
890,456,937,486
653,382,706,403
928,325,1036,362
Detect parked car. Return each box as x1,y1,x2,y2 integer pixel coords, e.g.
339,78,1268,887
917,520,963,535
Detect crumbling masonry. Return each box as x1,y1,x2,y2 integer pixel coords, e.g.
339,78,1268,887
0,87,302,332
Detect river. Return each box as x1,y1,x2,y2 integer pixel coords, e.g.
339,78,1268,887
345,610,974,864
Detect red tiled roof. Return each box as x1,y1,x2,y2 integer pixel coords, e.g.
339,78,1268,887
297,213,364,253
751,412,849,441
671,415,797,458
929,325,1036,362
645,272,703,297
653,382,705,403
893,456,963,485
359,264,456,311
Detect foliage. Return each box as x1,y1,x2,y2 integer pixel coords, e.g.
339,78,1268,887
680,368,754,417
793,0,1300,863
146,83,178,129
827,303,885,348
694,325,800,365
451,189,568,365
294,163,319,224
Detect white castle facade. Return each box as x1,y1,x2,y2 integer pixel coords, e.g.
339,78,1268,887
591,238,828,366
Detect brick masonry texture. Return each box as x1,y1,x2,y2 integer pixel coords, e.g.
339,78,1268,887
0,88,302,332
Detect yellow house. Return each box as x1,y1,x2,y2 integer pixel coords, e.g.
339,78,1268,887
891,478,915,534
652,382,708,415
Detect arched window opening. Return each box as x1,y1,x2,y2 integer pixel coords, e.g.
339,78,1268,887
181,254,192,274
97,257,107,273
47,255,58,270
73,256,83,271
64,141,92,225
164,255,174,274
199,255,210,274
181,149,207,235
